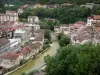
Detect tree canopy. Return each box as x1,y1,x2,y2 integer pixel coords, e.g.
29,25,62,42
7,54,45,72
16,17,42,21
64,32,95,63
44,30,51,41
45,44,100,75
0,3,5,13
58,35,70,47
2,0,100,5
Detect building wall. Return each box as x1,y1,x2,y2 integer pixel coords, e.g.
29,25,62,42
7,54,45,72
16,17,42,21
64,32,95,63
0,15,18,22
1,56,23,69
0,43,10,56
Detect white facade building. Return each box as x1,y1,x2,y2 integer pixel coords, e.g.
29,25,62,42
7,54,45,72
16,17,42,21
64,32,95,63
87,15,100,26
28,16,39,24
14,29,30,42
18,8,24,14
0,53,23,69
9,38,21,52
0,10,18,22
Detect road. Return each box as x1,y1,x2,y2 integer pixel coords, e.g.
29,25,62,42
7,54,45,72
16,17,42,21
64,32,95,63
9,34,60,75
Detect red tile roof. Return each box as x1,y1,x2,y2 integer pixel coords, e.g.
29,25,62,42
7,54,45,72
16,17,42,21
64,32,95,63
0,21,24,32
75,21,86,25
92,15,100,20
1,53,20,60
20,6,25,9
21,47,31,55
35,4,41,6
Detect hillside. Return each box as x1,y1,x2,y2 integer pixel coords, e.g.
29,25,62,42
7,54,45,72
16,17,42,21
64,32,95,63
1,0,36,5
1,0,100,5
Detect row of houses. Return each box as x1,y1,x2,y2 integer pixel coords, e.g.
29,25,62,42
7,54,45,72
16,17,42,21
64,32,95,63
17,3,73,13
0,29,44,73
0,10,45,73
0,10,41,56
13,3,100,15
32,3,73,9
54,15,100,45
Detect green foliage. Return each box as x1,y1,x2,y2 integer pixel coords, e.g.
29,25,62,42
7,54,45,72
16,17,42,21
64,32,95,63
57,6,90,24
57,33,63,40
33,6,90,24
92,5,100,15
22,72,26,75
28,69,37,75
19,8,34,20
0,3,5,13
2,0,36,5
33,8,57,19
43,30,51,50
44,30,51,41
36,0,100,5
57,33,70,47
45,44,100,75
41,19,58,31
20,59,26,65
5,5,19,11
59,35,70,47
2,0,100,6
43,44,50,50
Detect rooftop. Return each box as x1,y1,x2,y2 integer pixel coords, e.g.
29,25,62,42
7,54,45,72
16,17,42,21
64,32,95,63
21,47,31,55
1,53,20,60
0,38,10,47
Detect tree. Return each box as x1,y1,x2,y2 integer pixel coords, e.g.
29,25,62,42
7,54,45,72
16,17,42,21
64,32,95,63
41,20,58,31
19,8,33,21
44,30,51,41
45,44,100,75
3,0,100,5
59,35,70,47
92,5,100,15
57,33,63,40
33,8,57,19
0,3,5,13
22,72,26,75
57,6,90,24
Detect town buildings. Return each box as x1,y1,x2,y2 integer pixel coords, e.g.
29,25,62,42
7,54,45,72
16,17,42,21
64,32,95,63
18,8,24,14
80,3,94,9
0,10,44,71
0,53,23,69
87,15,100,26
33,4,59,9
0,21,24,38
0,10,18,22
0,38,10,56
54,15,100,45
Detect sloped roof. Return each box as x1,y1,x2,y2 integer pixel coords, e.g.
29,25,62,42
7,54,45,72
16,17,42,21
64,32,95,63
34,42,42,48
21,47,31,55
1,53,20,60
0,38,10,47
92,15,100,20
27,43,37,50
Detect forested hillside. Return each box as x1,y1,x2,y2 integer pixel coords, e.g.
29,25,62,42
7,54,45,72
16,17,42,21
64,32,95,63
36,0,100,4
1,0,100,5
0,0,36,5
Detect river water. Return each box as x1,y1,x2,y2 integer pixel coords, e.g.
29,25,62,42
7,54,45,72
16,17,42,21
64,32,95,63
9,34,60,75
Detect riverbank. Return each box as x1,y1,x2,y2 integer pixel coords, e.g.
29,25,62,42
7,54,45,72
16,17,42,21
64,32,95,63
4,47,50,75
8,34,59,75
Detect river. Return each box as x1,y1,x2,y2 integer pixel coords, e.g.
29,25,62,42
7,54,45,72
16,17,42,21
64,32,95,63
9,34,60,75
